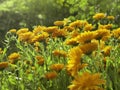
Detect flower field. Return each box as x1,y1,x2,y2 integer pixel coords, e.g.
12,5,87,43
0,13,120,90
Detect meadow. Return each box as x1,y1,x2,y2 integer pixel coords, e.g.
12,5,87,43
0,13,120,90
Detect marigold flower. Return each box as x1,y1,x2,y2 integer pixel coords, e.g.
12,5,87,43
93,13,106,20
79,42,98,55
54,20,64,26
68,72,105,90
0,62,8,70
35,56,44,65
45,71,57,80
76,31,98,44
107,16,115,20
52,50,67,57
50,63,64,72
8,52,20,63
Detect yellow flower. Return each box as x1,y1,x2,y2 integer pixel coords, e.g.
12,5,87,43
112,28,120,38
68,72,105,90
107,16,115,20
16,28,29,35
54,20,64,26
64,38,78,45
98,24,113,29
79,42,98,55
52,50,67,57
76,31,98,44
95,29,111,41
9,29,17,33
45,71,57,80
0,62,8,70
102,46,112,56
84,24,94,31
69,30,79,38
64,26,74,32
66,46,83,76
93,13,106,20
35,56,44,65
8,52,20,63
0,48,3,54
18,31,34,43
69,20,88,28
44,26,58,33
33,26,46,35
50,63,64,72
52,29,67,38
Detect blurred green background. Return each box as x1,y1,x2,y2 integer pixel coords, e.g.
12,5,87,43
0,0,120,47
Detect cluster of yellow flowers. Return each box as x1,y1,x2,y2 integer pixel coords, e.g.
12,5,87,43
1,13,120,90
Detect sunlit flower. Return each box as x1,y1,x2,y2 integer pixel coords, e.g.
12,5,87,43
93,13,106,20
54,20,64,26
84,24,94,31
69,20,88,28
64,26,75,32
52,50,67,57
16,28,29,35
95,29,111,41
35,56,44,65
68,72,105,90
102,46,112,56
32,32,49,42
50,63,64,72
9,29,17,33
98,24,113,29
0,62,8,70
52,29,67,38
79,42,98,55
44,26,58,33
76,31,98,44
18,31,34,43
33,25,46,35
45,71,57,80
107,16,115,20
66,46,83,76
112,28,120,38
8,52,20,63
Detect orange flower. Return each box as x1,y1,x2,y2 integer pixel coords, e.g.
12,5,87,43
50,63,64,72
68,72,105,90
0,62,9,70
52,50,67,57
35,56,44,65
45,71,57,80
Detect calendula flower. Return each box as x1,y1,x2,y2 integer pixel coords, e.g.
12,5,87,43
84,24,94,31
102,46,112,56
45,71,57,80
0,62,8,70
18,31,34,43
66,46,83,76
52,50,67,57
107,16,115,20
44,26,58,33
9,29,17,33
79,42,98,55
16,28,29,35
33,26,46,35
35,56,44,65
68,72,105,90
93,13,106,20
76,31,98,44
50,63,64,72
54,20,64,26
52,29,67,38
32,32,49,43
112,28,120,38
8,52,20,63
95,29,111,41
69,20,88,28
